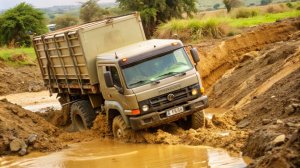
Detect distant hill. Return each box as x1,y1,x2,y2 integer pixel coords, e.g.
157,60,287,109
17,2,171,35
197,0,291,11
40,2,118,20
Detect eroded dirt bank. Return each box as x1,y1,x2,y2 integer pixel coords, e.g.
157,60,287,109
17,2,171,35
0,64,44,96
198,18,300,89
207,28,300,167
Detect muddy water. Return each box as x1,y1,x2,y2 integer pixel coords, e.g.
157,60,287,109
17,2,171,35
0,91,60,112
0,140,249,168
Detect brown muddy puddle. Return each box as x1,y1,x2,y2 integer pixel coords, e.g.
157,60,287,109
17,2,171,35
0,140,249,168
0,91,60,112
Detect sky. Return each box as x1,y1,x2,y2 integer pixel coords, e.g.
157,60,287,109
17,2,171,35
0,0,115,10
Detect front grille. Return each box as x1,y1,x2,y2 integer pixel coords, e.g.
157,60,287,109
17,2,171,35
150,87,189,107
148,84,200,110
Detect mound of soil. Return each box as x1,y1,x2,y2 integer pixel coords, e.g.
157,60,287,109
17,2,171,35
0,99,65,156
197,18,300,88
0,64,44,96
206,28,300,167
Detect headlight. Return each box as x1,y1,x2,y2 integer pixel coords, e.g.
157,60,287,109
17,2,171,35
191,88,198,96
142,105,149,112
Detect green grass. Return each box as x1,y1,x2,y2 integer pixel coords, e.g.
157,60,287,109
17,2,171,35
156,18,223,42
0,48,36,66
227,10,300,27
156,9,300,42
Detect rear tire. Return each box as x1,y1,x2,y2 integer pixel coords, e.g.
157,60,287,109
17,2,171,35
70,100,96,131
112,115,131,140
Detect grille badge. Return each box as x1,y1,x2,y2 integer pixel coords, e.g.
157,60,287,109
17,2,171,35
167,94,175,101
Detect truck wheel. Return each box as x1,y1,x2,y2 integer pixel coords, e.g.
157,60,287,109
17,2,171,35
70,100,96,131
112,115,130,140
190,110,205,129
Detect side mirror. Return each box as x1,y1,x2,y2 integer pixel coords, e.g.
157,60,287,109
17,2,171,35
190,48,200,63
104,72,114,87
114,85,124,94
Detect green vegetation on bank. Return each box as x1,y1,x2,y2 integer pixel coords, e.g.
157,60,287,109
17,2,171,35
227,10,300,27
0,48,36,66
156,6,300,42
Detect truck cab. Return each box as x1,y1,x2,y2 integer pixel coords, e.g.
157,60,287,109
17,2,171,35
96,39,208,138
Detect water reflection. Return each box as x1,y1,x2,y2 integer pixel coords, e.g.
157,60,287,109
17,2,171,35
0,140,248,168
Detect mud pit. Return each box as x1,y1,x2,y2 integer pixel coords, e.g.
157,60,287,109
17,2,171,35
1,140,250,168
0,93,250,167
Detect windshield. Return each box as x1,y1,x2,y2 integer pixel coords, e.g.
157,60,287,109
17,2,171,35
122,48,193,88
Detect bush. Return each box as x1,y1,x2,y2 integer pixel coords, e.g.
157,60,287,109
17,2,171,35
232,8,259,18
266,6,287,13
156,19,224,42
214,3,221,10
286,2,293,8
261,0,272,5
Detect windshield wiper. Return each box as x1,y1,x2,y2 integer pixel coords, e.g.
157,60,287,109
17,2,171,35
157,72,180,78
129,80,149,86
176,72,186,77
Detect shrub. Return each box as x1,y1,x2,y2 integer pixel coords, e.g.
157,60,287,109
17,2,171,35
156,19,224,42
286,2,293,8
266,6,286,13
261,0,272,6
214,3,221,10
232,8,259,18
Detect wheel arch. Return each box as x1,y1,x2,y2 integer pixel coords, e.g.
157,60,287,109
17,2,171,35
105,101,130,130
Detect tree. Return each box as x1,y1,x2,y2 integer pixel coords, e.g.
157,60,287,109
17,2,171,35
54,14,79,29
117,0,197,38
213,3,221,10
0,3,47,47
261,0,272,5
80,0,109,23
223,0,243,13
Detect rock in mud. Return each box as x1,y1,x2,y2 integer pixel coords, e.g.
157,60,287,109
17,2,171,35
10,139,27,152
285,105,295,114
237,119,250,128
27,134,38,144
272,134,286,146
276,119,284,125
18,148,27,156
262,119,272,125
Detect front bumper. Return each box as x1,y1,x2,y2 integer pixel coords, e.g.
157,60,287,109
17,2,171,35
129,96,208,130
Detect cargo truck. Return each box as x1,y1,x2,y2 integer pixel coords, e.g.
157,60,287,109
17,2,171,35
33,13,208,139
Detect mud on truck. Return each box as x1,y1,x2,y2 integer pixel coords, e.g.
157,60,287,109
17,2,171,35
33,13,208,139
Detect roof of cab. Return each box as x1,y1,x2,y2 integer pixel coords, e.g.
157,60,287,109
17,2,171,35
96,39,183,63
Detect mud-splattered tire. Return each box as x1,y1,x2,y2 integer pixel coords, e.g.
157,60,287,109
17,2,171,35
70,100,96,131
190,110,205,129
112,115,131,140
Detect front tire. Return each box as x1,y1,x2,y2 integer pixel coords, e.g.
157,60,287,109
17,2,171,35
177,110,205,130
190,110,205,129
70,100,96,131
112,115,131,140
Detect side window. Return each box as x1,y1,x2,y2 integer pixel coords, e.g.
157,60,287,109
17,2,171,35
106,66,122,88
174,49,187,64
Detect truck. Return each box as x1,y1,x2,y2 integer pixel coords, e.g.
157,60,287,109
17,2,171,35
33,13,208,139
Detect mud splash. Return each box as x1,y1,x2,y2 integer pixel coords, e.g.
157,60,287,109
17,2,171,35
0,140,249,168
